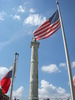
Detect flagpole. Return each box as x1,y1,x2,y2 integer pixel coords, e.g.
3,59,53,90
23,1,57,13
56,0,75,100
9,53,19,100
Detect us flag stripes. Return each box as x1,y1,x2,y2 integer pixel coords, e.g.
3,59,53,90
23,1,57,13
33,10,60,41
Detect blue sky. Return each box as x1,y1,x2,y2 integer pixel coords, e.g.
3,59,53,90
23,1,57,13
0,0,75,99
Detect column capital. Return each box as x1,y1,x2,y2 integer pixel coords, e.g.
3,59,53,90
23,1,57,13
31,38,40,48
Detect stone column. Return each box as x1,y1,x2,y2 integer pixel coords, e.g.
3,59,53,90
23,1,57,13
29,38,40,100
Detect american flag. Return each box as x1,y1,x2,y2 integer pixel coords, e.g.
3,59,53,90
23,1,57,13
33,10,61,41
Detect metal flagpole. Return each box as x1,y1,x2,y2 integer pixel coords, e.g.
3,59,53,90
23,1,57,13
56,0,75,100
9,53,19,100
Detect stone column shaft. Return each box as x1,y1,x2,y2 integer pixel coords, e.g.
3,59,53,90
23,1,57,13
29,39,40,100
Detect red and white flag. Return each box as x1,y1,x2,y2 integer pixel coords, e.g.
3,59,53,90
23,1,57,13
73,77,75,91
33,10,60,41
0,69,12,94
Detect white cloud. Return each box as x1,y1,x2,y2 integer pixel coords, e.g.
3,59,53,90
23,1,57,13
57,87,66,94
59,63,66,68
23,14,46,26
12,86,24,100
18,5,25,13
41,64,59,73
29,8,35,13
0,11,7,21
0,67,8,79
39,80,70,99
13,14,21,20
72,61,75,68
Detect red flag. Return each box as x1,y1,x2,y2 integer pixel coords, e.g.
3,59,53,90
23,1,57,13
73,77,75,91
0,70,12,94
33,10,60,41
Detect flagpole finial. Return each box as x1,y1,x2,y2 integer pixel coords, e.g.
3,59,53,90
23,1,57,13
56,0,59,4
15,52,19,56
15,52,19,60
